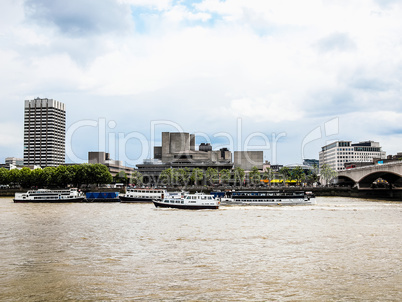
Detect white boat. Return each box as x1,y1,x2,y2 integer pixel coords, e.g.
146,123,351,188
13,188,85,203
153,192,220,210
219,190,315,206
119,188,166,202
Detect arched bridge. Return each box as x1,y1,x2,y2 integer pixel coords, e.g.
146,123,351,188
337,162,402,188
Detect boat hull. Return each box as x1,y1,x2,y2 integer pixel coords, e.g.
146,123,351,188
153,200,219,210
13,197,86,203
119,196,154,203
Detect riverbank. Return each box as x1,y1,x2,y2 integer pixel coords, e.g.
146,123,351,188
1,186,401,200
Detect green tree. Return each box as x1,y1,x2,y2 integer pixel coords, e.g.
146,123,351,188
30,168,43,188
8,169,21,187
74,164,90,187
248,166,261,185
220,169,231,184
130,170,143,185
0,168,9,185
115,171,128,185
54,165,72,187
292,166,305,185
233,167,245,186
205,167,218,185
159,168,174,185
262,167,274,187
279,167,291,186
320,164,337,186
19,167,32,188
176,168,190,186
42,166,56,187
191,168,204,185
93,164,112,185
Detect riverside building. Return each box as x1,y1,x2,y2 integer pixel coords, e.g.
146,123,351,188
319,140,386,172
23,98,66,167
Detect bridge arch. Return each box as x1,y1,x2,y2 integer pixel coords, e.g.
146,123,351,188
358,171,402,188
337,175,356,187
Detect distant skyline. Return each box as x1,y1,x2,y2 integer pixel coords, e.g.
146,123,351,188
1,0,402,167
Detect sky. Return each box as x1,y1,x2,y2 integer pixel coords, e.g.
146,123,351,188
1,0,402,167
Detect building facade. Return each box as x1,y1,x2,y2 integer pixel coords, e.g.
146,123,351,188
138,132,233,184
88,152,134,177
24,98,66,167
319,141,386,172
234,151,263,171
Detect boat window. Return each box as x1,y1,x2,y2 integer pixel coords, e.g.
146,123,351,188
186,196,191,199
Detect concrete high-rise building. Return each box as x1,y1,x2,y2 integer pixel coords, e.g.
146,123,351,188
319,140,386,172
23,98,66,167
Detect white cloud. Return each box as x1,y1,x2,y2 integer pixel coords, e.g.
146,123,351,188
1,0,402,164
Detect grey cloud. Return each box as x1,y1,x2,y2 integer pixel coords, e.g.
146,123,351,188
24,0,133,36
315,32,356,53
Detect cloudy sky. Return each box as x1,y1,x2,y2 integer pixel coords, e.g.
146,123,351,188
1,0,402,167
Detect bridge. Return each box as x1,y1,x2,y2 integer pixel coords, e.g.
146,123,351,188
337,161,402,188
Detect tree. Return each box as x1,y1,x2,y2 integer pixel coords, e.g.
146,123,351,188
205,167,218,185
115,171,128,185
54,165,72,188
320,164,337,186
292,166,305,185
305,165,319,186
220,169,231,184
159,168,174,185
176,168,190,186
248,166,261,185
191,168,204,185
93,164,112,185
279,167,291,186
130,170,143,186
19,167,32,188
0,168,10,185
233,167,245,186
262,167,274,187
30,168,45,188
42,166,56,187
8,169,21,187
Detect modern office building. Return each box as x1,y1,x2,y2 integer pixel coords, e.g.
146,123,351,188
23,98,66,167
319,140,386,172
5,157,24,166
303,159,319,168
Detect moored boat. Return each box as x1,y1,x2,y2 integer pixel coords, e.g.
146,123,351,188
85,192,120,202
119,188,166,202
217,190,315,206
153,192,219,210
14,188,85,203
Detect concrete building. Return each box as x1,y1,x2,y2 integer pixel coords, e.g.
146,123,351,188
137,132,233,184
5,157,24,166
88,152,134,177
154,132,231,164
234,151,263,171
23,98,66,167
319,140,386,172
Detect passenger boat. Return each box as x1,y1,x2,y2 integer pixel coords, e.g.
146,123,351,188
218,190,315,206
153,192,219,210
119,188,166,202
14,188,85,203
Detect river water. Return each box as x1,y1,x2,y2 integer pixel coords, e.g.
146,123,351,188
0,197,401,301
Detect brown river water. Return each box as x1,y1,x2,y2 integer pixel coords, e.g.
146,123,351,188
0,197,401,301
